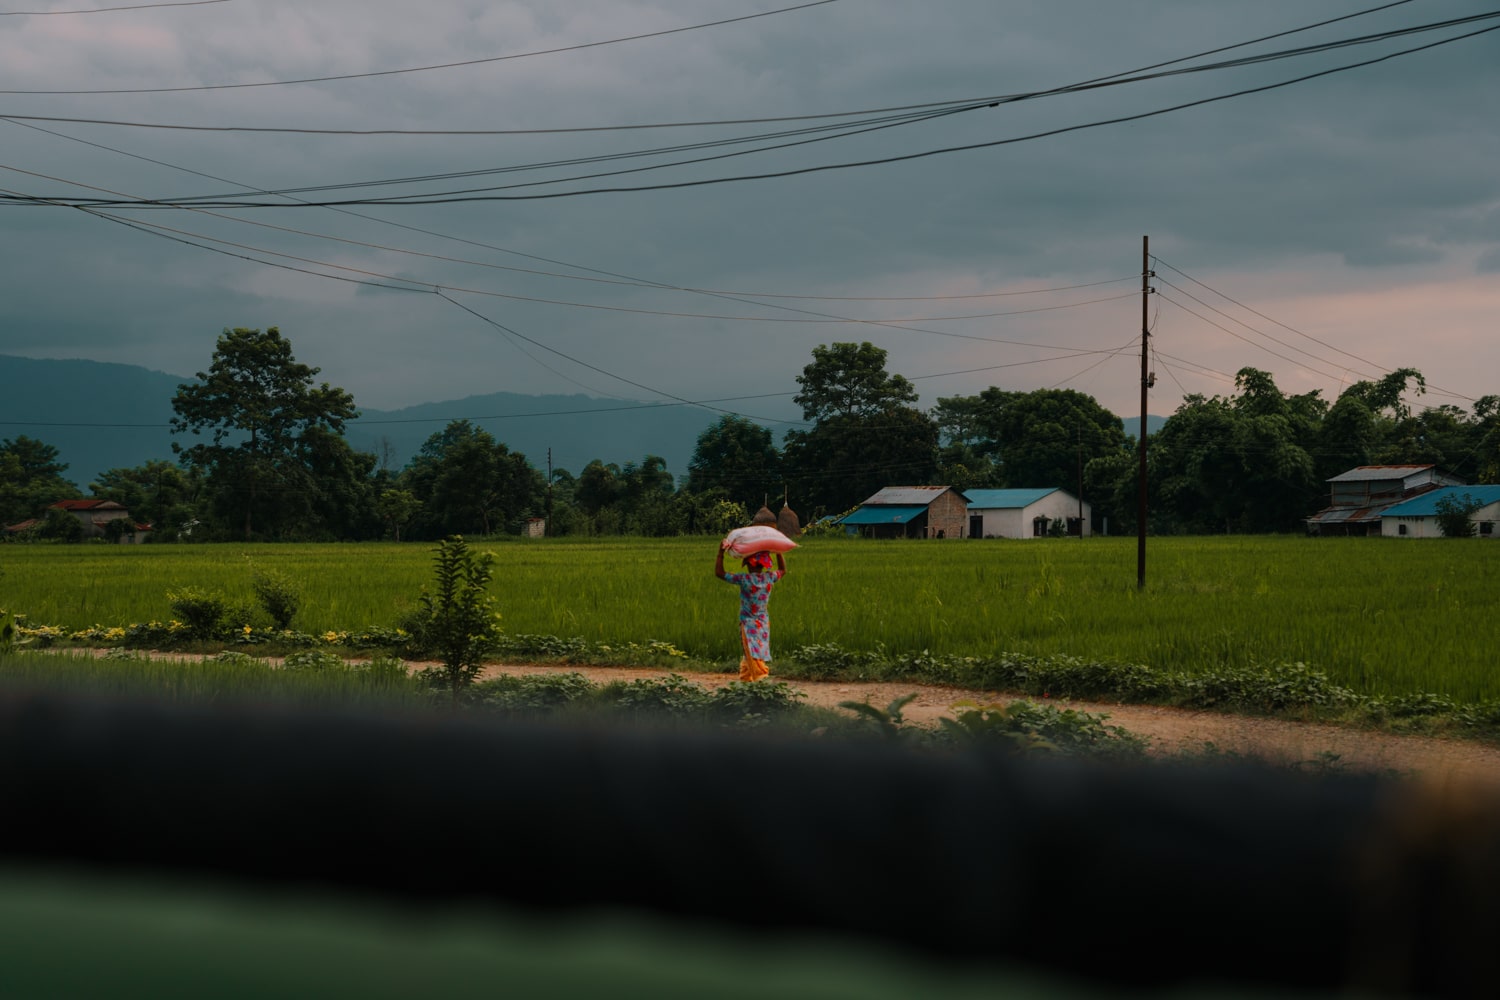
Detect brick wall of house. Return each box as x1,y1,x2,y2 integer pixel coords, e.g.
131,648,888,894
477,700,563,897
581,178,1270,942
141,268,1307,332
927,491,968,538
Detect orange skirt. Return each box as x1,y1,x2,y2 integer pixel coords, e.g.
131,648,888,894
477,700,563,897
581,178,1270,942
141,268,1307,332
739,625,770,682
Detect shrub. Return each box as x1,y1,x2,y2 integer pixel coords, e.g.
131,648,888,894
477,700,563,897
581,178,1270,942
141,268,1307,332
166,587,229,641
1434,492,1482,538
708,680,805,725
607,674,713,718
938,700,1149,759
251,567,301,630
473,672,596,712
282,649,348,672
407,536,503,707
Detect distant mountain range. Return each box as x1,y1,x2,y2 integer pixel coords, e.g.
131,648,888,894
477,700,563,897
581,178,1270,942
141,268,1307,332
1121,415,1168,440
0,354,1169,489
0,355,728,488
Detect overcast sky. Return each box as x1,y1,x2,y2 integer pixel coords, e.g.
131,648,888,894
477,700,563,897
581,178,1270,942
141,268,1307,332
2,0,1497,437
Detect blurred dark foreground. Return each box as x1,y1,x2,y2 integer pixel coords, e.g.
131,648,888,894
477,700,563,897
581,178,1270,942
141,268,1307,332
2,689,1498,999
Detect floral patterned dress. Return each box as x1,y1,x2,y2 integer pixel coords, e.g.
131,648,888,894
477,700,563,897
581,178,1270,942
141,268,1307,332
721,569,782,680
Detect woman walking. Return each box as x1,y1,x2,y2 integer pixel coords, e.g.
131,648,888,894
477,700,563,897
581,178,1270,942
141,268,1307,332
714,543,787,682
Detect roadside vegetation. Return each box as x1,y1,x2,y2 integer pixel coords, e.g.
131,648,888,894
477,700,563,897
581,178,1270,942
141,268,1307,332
3,534,1498,747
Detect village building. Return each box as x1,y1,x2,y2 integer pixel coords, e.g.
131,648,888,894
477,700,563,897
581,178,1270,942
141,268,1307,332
836,486,969,539
965,488,1092,539
1305,465,1464,536
4,499,152,543
1380,485,1500,538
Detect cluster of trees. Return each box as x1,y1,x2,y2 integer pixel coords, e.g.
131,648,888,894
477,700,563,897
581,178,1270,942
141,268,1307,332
1113,367,1500,534
5,328,1499,542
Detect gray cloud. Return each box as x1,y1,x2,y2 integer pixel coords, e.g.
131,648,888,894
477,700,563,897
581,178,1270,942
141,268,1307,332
3,0,1499,428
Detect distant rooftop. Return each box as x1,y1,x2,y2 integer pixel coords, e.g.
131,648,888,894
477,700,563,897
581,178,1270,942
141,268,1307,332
862,486,965,506
964,488,1062,509
1382,485,1500,518
1326,465,1436,483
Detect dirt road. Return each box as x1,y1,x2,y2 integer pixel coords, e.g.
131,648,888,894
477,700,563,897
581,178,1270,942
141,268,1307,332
481,661,1500,787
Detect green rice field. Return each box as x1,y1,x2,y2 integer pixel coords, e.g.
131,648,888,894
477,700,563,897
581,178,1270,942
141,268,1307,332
2,535,1496,700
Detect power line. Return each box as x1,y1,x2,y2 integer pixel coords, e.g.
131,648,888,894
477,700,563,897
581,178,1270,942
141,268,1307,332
1153,273,1382,381
21,18,1496,210
5,101,1143,304
58,202,1143,333
1154,257,1388,373
0,0,1431,135
0,0,229,15
1153,256,1475,403
0,0,840,95
1155,290,1350,383
433,289,801,427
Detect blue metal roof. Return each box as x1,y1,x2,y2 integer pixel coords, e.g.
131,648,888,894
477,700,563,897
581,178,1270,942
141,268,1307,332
964,488,1059,509
838,505,927,525
1382,485,1500,517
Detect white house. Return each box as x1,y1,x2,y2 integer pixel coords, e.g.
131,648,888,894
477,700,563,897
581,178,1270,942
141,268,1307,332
1380,485,1500,539
965,488,1091,539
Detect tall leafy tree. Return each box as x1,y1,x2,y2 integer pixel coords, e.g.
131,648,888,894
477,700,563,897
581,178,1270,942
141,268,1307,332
0,436,80,526
783,409,939,515
792,341,918,422
1472,395,1500,484
933,395,1000,490
170,327,358,540
967,387,1129,491
686,415,782,510
400,420,545,538
782,343,937,514
1146,368,1320,533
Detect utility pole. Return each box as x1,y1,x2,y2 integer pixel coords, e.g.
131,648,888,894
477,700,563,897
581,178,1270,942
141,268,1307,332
1076,425,1084,537
545,447,553,538
1138,235,1153,589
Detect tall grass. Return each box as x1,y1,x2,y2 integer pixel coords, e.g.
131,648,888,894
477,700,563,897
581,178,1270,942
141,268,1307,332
3,535,1497,699
0,649,429,710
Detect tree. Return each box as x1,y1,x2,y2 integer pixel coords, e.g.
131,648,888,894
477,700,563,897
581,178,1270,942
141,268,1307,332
686,416,782,511
966,388,1129,492
376,488,422,541
1474,395,1500,484
170,328,358,540
792,342,918,422
1434,492,1481,538
933,395,1000,491
90,460,201,539
400,420,545,538
0,436,80,526
782,344,936,514
1145,369,1319,533
783,407,939,515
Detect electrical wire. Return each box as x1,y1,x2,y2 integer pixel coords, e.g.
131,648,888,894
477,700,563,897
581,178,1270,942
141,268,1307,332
20,17,1496,211
0,1,840,95
1155,290,1354,383
5,90,1145,305
1153,256,1476,403
0,0,1428,131
1154,274,1383,381
0,0,228,15
11,9,1495,210
433,289,802,427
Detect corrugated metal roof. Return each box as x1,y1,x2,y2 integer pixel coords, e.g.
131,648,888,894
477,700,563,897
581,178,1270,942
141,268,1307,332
51,499,124,511
861,486,963,506
1326,465,1435,483
1306,505,1385,524
964,488,1060,509
1382,485,1500,518
838,505,927,525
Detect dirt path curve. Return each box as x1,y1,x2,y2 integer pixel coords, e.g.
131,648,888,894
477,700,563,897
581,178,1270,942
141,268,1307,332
480,662,1500,788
